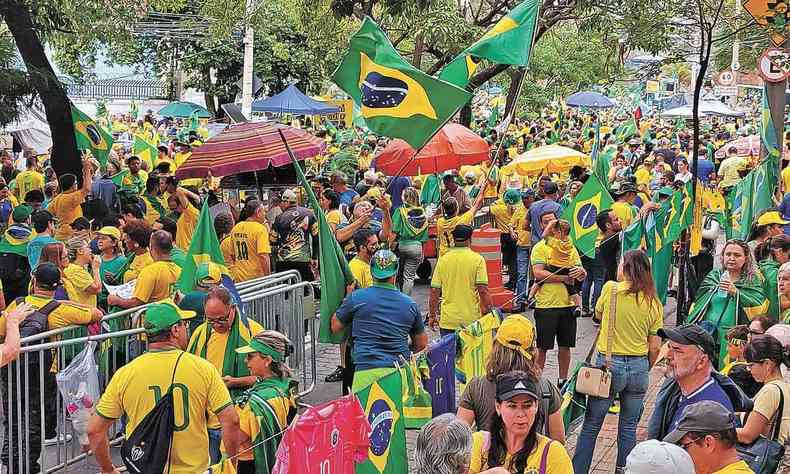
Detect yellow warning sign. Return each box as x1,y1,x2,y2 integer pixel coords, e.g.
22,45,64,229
745,0,790,46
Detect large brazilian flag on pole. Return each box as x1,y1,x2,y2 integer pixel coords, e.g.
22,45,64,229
561,173,613,258
439,0,541,88
71,104,112,168
332,17,471,149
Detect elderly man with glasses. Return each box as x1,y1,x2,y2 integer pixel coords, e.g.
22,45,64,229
647,324,753,441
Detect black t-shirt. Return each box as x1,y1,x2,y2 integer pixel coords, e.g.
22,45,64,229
599,233,621,282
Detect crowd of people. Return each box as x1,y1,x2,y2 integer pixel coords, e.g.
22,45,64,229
1,102,790,474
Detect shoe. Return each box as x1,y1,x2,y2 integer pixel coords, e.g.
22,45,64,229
573,307,582,318
45,433,72,446
580,308,592,318
608,402,620,414
325,366,345,382
592,318,600,327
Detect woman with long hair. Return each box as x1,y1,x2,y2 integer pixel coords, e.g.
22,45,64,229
755,234,790,319
94,226,127,310
38,242,71,300
391,186,428,296
457,315,565,443
63,237,101,308
572,250,663,474
320,188,345,234
688,239,768,367
467,371,572,473
230,330,296,474
747,210,787,254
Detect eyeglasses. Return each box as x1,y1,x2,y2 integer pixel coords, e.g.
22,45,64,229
206,310,232,326
679,437,701,451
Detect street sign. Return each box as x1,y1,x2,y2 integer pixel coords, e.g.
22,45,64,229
745,0,790,46
758,48,790,82
717,70,736,86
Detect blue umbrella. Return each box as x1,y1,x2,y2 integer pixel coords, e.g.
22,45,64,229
565,91,616,109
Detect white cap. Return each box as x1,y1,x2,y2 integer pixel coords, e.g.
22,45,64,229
281,189,298,203
625,440,695,474
766,324,790,349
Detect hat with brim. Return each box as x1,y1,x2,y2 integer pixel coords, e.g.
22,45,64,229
11,205,32,223
235,338,284,361
196,262,223,286
658,324,716,361
143,299,196,335
371,249,399,279
663,400,737,445
613,184,637,196
495,373,539,401
757,210,790,227
657,187,675,198
96,226,121,240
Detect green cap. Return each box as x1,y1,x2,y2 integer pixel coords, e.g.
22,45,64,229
11,205,32,223
235,339,284,361
196,262,222,286
371,249,399,279
143,299,196,335
503,188,521,205
657,186,674,198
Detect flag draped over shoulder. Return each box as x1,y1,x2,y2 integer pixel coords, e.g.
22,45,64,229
354,369,408,474
332,17,472,149
71,104,112,167
439,0,541,88
561,174,613,258
133,136,158,170
289,141,355,344
176,200,230,292
728,154,779,240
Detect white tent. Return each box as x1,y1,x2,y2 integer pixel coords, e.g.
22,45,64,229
661,100,745,118
3,106,52,154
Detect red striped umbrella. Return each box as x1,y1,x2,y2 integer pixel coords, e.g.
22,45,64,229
174,121,326,179
373,123,490,176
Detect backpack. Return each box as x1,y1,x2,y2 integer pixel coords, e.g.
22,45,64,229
0,251,30,300
121,351,185,474
14,297,60,370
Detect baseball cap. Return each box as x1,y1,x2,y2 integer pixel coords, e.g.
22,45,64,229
143,299,196,335
663,400,737,445
615,183,637,195
503,188,521,205
542,181,559,194
521,188,536,199
757,210,790,226
96,226,121,240
371,249,399,279
658,324,716,361
235,338,285,361
196,262,223,286
11,205,32,223
657,187,675,198
281,189,298,203
643,157,655,164
366,187,382,200
624,440,695,474
495,372,539,401
33,262,61,290
496,315,535,359
452,224,473,242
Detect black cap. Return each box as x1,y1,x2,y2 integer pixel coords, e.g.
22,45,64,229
496,372,540,401
658,324,716,361
452,224,473,242
34,263,61,290
542,181,559,194
663,400,737,445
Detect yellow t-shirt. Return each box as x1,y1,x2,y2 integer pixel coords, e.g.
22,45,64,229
234,384,291,461
63,263,97,308
634,167,652,187
595,281,663,356
531,240,581,309
175,202,200,251
143,196,168,226
187,319,265,374
0,295,95,338
326,209,343,229
489,199,513,233
95,349,232,474
220,236,235,269
752,381,790,445
468,431,572,474
782,166,790,193
510,205,530,247
124,251,154,283
15,170,45,200
431,247,488,330
703,188,726,213
229,221,271,282
133,260,181,303
711,460,755,474
349,257,373,289
545,236,574,268
611,201,637,229
49,190,86,241
437,209,474,257
719,156,746,188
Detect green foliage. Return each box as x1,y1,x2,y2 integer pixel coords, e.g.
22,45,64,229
0,28,35,126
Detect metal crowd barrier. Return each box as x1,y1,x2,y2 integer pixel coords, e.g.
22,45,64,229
0,276,317,473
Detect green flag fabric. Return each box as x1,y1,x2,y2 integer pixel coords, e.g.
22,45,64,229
333,17,472,149
439,0,540,87
71,104,112,167
614,117,637,143
761,85,781,159
132,136,158,170
593,144,615,184
729,154,779,240
665,182,694,243
561,173,613,258
291,148,355,344
188,110,199,132
176,200,229,292
354,369,408,474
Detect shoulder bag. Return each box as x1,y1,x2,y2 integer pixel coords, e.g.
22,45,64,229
736,382,786,474
576,284,617,398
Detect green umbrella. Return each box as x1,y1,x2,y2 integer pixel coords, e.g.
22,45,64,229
157,101,211,119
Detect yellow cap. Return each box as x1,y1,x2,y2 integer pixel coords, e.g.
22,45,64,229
366,187,382,200
96,226,121,240
757,211,790,227
495,314,535,359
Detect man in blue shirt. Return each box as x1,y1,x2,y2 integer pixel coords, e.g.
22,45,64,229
27,210,57,269
331,249,428,391
528,181,561,244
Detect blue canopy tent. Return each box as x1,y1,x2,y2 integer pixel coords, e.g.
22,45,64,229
565,91,616,109
250,85,340,115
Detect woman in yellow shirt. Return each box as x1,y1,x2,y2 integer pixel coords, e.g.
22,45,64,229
63,237,101,308
467,371,572,473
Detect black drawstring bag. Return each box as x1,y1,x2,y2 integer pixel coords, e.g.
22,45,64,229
121,351,184,474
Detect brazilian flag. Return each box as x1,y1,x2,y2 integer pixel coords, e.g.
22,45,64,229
176,200,231,292
132,136,158,170
355,369,407,474
761,84,781,159
614,117,638,143
439,0,541,88
665,182,694,244
333,17,472,149
71,104,112,167
561,173,613,258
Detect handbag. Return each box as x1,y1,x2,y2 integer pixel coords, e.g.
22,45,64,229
576,284,617,398
737,383,786,474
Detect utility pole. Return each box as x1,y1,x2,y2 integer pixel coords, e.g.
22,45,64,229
241,0,255,119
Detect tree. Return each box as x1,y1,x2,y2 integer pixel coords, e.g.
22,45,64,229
0,26,36,126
